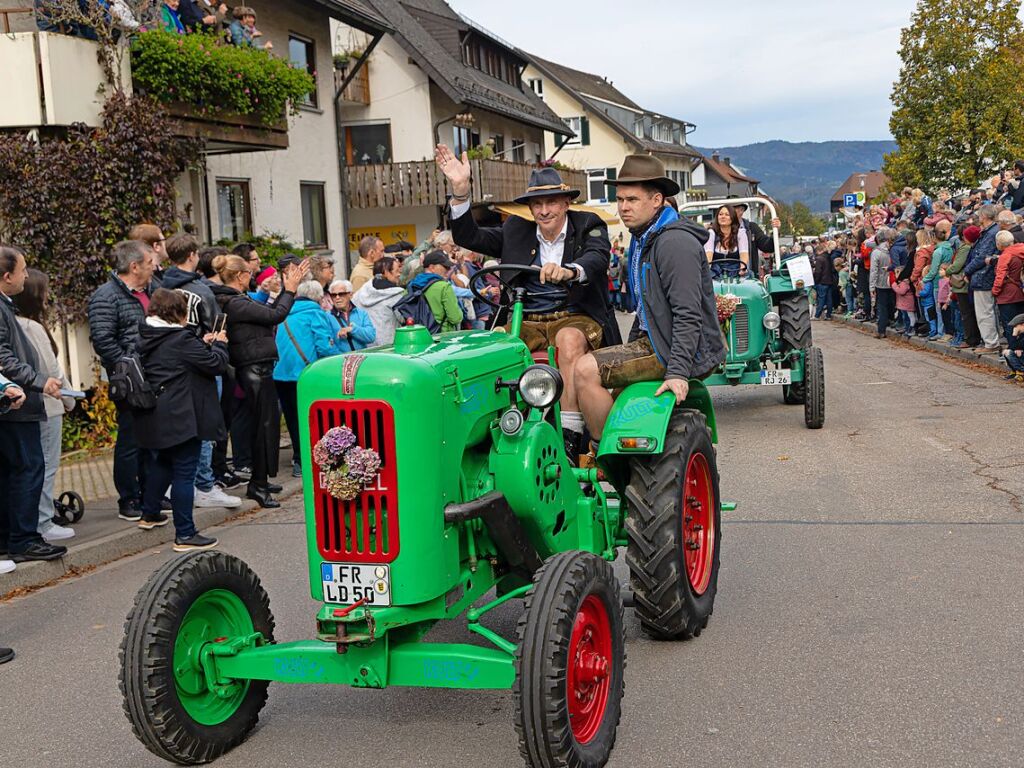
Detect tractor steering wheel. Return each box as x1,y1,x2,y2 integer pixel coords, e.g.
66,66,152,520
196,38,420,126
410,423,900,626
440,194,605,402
469,263,573,312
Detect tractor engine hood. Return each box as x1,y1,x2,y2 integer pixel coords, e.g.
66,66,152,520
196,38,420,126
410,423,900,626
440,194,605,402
296,328,533,606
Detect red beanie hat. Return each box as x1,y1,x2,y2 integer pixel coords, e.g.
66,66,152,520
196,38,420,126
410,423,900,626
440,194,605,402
255,266,277,286
963,225,981,244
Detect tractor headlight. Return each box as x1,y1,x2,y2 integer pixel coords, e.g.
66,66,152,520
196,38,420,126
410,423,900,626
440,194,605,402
763,311,781,330
518,364,563,409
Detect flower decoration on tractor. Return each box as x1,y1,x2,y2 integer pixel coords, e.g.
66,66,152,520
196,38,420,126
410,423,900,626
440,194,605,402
716,293,741,351
313,426,381,501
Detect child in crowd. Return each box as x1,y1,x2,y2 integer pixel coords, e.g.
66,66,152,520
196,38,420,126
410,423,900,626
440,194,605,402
836,257,852,314
135,288,228,551
1005,313,1024,381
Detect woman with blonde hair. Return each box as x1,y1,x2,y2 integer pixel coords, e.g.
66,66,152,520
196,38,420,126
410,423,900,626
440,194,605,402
211,254,308,508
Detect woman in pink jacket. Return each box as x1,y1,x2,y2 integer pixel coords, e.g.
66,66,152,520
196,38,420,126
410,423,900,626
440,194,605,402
894,275,918,337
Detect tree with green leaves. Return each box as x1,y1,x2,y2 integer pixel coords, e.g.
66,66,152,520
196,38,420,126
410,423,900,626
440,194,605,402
775,200,826,238
884,0,1024,192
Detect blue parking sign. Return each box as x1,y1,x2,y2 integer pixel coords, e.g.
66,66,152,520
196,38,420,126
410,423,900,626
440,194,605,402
843,193,858,208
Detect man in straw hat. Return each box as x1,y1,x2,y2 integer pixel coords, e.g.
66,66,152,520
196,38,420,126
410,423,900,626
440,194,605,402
574,154,726,448
435,143,620,460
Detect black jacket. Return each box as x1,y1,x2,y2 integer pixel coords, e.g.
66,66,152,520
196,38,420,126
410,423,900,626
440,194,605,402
134,322,228,450
87,273,151,374
743,220,776,275
0,293,45,422
813,252,837,286
212,284,295,367
177,0,216,31
161,267,220,335
632,219,727,380
450,208,622,346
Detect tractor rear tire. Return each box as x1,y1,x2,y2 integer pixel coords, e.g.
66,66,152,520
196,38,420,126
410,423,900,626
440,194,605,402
804,345,825,429
779,293,811,405
514,551,625,768
119,551,275,765
624,409,721,640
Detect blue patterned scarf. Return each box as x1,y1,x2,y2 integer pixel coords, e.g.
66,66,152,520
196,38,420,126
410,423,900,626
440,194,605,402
628,205,679,330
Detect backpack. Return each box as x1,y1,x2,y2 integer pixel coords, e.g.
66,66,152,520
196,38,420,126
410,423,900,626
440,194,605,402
393,278,443,334
108,354,157,411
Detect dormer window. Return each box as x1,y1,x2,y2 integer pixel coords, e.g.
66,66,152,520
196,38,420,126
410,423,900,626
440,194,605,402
461,35,521,86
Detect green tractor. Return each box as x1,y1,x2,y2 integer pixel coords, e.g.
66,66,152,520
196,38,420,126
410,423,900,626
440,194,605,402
680,197,825,429
119,264,729,768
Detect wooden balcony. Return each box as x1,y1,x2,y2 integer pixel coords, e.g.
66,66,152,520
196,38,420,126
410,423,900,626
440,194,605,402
335,66,370,105
345,159,588,209
164,102,289,154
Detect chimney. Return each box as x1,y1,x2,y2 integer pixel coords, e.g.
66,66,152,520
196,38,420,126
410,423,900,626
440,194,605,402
723,157,731,166
711,151,720,161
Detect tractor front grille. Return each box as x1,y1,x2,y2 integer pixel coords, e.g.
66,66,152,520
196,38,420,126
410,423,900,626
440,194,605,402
308,400,398,563
732,305,749,354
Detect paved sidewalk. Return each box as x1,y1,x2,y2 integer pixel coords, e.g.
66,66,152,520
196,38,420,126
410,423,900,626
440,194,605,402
1,446,300,598
831,313,1014,374
55,451,116,504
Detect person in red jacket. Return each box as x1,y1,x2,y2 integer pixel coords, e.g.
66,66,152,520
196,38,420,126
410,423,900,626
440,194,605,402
991,230,1024,355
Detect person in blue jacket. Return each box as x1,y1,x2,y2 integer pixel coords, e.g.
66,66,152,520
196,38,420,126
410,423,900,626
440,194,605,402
274,280,344,476
327,279,377,351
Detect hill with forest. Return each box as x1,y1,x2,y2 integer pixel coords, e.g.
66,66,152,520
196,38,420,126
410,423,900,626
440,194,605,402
694,140,898,212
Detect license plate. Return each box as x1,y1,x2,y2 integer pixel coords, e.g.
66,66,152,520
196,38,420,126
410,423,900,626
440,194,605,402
320,563,392,606
760,368,792,385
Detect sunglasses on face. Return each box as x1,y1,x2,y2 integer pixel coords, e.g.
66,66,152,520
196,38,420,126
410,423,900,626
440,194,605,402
330,291,352,297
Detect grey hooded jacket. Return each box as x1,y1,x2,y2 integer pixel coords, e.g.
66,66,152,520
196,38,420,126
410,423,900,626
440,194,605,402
631,219,727,380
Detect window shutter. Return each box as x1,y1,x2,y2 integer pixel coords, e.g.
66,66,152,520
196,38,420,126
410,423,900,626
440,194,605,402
580,116,590,146
606,167,616,182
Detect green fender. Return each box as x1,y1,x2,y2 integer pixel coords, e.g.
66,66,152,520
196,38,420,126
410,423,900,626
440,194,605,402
597,379,717,457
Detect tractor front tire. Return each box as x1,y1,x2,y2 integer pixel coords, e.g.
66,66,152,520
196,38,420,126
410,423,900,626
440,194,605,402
804,345,825,429
119,551,275,765
625,409,721,640
514,551,625,768
779,293,812,405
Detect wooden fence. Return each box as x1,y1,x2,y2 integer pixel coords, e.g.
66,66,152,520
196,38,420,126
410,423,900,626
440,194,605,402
344,159,588,209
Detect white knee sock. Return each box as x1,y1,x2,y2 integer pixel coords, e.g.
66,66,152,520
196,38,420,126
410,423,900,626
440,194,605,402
561,410,584,434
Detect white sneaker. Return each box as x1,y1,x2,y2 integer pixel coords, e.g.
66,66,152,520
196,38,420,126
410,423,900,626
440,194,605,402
194,487,242,509
40,522,76,541
0,559,15,575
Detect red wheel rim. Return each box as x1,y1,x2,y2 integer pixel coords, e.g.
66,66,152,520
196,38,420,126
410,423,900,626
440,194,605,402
682,452,715,595
566,594,612,744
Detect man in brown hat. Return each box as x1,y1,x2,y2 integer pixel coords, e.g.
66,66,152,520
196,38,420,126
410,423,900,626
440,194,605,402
435,143,620,459
574,155,726,445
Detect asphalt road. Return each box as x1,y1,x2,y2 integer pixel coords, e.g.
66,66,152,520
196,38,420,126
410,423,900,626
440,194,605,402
2,321,1023,768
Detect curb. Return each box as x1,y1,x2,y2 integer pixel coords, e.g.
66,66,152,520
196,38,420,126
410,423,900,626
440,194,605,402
831,315,1010,373
0,476,304,598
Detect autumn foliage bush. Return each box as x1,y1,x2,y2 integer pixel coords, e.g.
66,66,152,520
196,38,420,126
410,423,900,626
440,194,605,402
0,93,200,321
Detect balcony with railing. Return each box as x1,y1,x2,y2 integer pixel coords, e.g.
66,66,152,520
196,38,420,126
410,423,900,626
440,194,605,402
345,159,587,209
335,65,370,105
0,29,306,152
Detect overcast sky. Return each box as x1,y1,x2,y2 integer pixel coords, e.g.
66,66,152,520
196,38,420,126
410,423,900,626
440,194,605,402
447,0,926,147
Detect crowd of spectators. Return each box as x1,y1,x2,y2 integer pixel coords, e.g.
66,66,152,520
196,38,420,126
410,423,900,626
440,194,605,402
773,177,1024,381
34,0,271,48
0,221,512,578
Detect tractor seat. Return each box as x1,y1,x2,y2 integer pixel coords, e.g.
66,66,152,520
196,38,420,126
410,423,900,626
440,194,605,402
531,348,558,366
